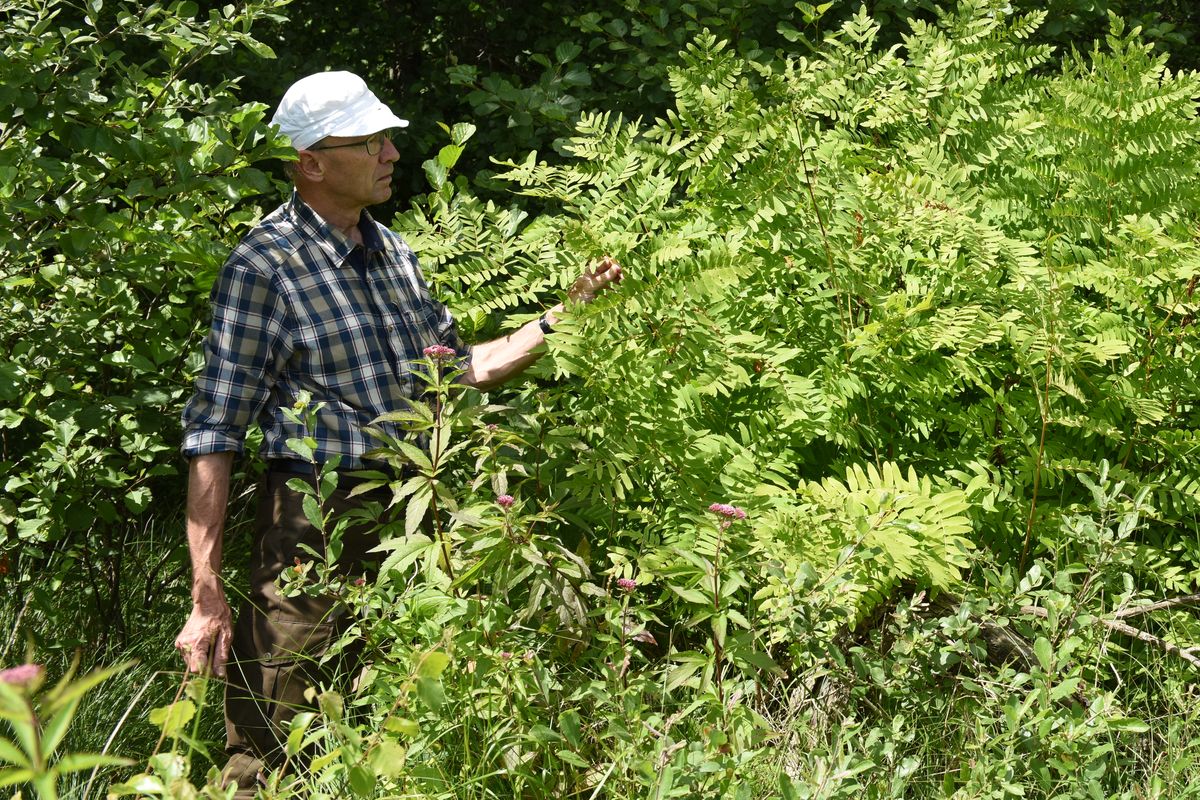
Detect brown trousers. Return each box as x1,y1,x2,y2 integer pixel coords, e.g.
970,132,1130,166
221,471,385,798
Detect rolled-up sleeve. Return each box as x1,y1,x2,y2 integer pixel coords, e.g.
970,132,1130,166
181,257,291,458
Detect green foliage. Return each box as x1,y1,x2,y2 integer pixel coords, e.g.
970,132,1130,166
402,0,1200,576
0,0,290,650
209,0,1200,213
5,0,1200,797
0,660,133,800
755,461,973,632
380,7,1200,790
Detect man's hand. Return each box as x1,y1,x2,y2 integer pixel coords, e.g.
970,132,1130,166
567,256,623,305
175,594,233,677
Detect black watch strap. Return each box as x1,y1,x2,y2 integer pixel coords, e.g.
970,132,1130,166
539,313,554,335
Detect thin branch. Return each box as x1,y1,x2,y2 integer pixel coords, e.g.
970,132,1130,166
1019,605,1200,669
1103,617,1200,668
1113,594,1200,619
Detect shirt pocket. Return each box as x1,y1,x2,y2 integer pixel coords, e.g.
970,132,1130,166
387,301,446,360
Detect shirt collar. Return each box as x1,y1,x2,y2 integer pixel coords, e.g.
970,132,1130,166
286,191,385,267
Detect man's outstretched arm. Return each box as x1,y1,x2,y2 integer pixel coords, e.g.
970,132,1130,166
174,451,235,677
462,257,623,390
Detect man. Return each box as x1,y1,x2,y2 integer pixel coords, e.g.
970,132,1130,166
175,71,620,796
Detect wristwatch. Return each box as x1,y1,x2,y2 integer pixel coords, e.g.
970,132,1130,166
539,313,554,335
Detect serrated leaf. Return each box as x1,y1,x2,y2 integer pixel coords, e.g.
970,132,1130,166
668,584,710,605
393,441,433,471
406,486,432,538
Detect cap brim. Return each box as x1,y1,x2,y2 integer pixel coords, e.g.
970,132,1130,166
330,104,409,138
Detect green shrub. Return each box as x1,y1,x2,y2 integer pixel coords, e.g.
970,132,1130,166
0,0,290,651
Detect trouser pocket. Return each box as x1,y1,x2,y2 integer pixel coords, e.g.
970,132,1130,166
225,601,339,762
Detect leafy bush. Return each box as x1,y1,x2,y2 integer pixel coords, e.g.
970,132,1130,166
403,0,1200,573
0,0,290,651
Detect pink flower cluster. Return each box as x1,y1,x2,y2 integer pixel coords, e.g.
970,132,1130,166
496,494,515,508
0,663,43,688
616,577,638,593
707,503,747,519
423,344,457,362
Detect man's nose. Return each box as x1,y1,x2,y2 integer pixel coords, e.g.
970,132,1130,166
380,136,400,163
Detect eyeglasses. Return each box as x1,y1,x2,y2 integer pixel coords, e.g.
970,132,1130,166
308,130,393,156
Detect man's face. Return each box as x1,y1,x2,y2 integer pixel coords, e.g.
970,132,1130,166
307,130,400,209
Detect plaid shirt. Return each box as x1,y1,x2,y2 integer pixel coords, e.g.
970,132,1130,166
181,192,470,467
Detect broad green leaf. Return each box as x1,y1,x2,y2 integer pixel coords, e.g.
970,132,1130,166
1108,717,1151,733
348,764,376,797
1033,637,1053,673
559,709,581,749
369,739,406,778
406,486,432,538
286,712,317,757
437,144,464,170
148,699,196,737
415,677,444,711
416,651,450,679
302,494,324,532
385,717,420,738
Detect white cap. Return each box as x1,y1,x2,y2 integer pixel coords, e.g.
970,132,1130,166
270,71,409,151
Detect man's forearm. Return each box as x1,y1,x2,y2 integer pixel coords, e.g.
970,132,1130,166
461,304,562,390
186,451,235,602
460,256,624,390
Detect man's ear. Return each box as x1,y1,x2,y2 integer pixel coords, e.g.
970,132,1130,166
295,150,325,182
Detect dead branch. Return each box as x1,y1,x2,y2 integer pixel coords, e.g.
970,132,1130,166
1019,605,1200,669
1112,594,1200,619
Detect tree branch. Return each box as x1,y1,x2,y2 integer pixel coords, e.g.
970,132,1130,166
1019,604,1200,669
1113,594,1200,619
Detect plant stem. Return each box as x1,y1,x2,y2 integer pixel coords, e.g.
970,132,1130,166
430,366,455,584
711,520,726,712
